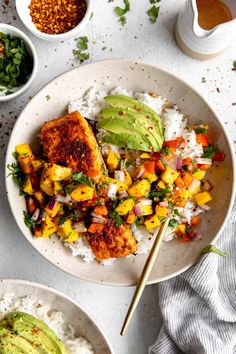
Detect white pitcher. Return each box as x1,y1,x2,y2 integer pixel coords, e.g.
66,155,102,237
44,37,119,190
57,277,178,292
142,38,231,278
176,0,236,60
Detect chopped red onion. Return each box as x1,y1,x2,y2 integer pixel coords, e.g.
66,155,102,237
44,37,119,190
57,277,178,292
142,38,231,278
202,180,213,191
107,183,118,198
118,191,128,199
199,204,211,211
114,170,125,183
188,178,200,192
92,216,107,224
133,205,142,216
38,210,46,222
91,212,104,219
74,222,87,232
138,199,152,206
167,209,172,218
32,208,40,221
47,197,57,210
159,201,168,207
196,158,212,165
136,168,145,179
56,194,72,204
176,157,183,170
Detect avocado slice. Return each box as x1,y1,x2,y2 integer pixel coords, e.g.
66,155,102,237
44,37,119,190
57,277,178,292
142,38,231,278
0,312,66,354
104,94,164,141
104,131,151,151
99,107,161,151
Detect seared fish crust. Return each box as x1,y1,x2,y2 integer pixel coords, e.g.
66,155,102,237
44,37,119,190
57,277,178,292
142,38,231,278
41,111,105,181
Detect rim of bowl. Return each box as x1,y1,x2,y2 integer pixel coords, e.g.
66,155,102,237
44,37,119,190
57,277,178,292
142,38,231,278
15,0,92,41
0,278,114,354
0,23,38,102
5,59,236,286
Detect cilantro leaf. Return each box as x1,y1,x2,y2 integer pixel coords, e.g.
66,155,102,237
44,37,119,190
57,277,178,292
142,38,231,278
147,5,160,23
72,172,93,187
76,36,88,50
65,184,76,194
109,211,123,227
23,211,36,232
73,37,89,63
169,218,178,228
149,188,171,200
7,163,26,195
115,0,130,16
201,244,227,257
202,145,216,159
195,127,207,134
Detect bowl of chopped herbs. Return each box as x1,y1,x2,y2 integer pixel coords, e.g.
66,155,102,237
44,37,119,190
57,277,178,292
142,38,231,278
0,24,38,102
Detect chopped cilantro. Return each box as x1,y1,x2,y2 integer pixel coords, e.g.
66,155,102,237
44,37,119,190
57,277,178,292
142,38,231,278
173,209,180,217
233,60,236,70
45,94,51,101
120,158,130,170
162,146,170,156
64,184,76,194
109,211,123,227
202,145,216,159
12,151,18,160
149,188,171,200
73,37,89,63
114,0,130,25
72,172,93,187
119,15,127,25
7,163,26,195
147,5,160,23
201,244,227,257
76,36,88,50
169,218,178,229
201,77,206,83
195,127,207,134
59,216,67,225
23,211,36,232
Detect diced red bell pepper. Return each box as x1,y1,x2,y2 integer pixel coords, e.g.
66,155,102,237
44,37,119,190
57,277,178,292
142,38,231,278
180,233,191,242
163,140,179,148
143,160,156,174
152,152,161,161
197,164,211,170
196,133,209,147
212,151,225,162
34,225,42,238
155,159,165,172
20,156,33,174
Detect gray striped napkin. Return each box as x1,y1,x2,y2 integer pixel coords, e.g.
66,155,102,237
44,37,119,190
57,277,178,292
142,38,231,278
150,204,236,354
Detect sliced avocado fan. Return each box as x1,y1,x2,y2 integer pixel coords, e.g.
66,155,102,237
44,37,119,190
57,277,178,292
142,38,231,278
98,94,164,152
0,311,67,354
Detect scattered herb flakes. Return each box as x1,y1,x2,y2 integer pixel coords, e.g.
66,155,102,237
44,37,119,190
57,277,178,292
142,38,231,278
45,94,51,101
72,172,93,187
232,60,236,71
119,15,127,25
73,36,89,63
195,127,208,134
201,77,206,83
0,32,33,93
201,244,227,257
109,210,123,227
147,5,160,23
89,12,94,20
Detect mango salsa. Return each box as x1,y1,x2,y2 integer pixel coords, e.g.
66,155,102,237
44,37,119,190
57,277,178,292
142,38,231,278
128,179,151,199
71,184,94,202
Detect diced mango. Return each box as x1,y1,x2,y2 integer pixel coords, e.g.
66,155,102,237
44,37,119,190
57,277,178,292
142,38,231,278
19,156,33,174
41,214,57,238
107,150,120,170
194,191,212,205
40,169,54,196
65,230,79,243
71,184,94,202
44,164,72,181
128,179,151,199
126,211,136,224
124,171,132,187
140,152,151,159
161,166,179,185
57,219,72,238
144,214,161,230
178,224,186,233
115,198,135,216
155,205,168,217
15,144,34,159
54,181,63,194
104,176,128,192
34,191,44,204
173,189,191,207
45,201,61,218
142,172,158,183
140,205,153,216
192,169,206,181
32,159,44,172
182,171,193,187
23,177,34,195
157,180,166,189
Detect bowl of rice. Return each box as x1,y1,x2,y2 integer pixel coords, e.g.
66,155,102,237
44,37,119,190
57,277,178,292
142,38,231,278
5,59,235,286
0,279,113,353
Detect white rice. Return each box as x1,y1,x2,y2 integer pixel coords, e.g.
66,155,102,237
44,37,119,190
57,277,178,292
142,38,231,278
0,294,94,354
67,86,205,263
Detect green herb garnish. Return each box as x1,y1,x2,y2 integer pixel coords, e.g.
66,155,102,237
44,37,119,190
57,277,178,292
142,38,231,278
195,127,207,134
45,95,51,101
147,5,160,23
201,244,227,257
173,209,180,217
169,218,178,229
162,146,170,156
201,77,206,83
109,211,123,227
23,211,36,232
7,163,26,195
149,188,171,200
64,184,76,194
114,0,130,25
202,145,216,159
0,32,33,93
73,36,89,63
120,158,130,170
72,172,93,187
232,60,236,70
150,0,161,3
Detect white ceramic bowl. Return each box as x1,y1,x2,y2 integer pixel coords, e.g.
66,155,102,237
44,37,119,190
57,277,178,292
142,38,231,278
5,59,236,286
0,279,114,354
16,0,92,42
0,24,38,102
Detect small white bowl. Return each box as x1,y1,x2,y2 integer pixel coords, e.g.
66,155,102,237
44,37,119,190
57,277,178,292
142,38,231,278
16,0,92,42
0,24,38,103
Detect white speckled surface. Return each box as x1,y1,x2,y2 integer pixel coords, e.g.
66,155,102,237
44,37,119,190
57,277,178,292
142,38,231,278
0,1,236,353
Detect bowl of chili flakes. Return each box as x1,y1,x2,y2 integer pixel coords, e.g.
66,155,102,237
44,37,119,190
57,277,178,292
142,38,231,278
16,0,92,41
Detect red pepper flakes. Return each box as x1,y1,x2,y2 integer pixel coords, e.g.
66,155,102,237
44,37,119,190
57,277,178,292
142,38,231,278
29,0,87,35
